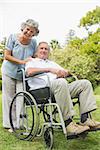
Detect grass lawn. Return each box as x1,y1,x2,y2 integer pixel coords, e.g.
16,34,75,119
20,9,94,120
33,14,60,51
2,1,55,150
0,94,100,150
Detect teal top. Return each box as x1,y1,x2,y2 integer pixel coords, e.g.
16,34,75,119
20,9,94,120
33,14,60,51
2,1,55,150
1,34,37,80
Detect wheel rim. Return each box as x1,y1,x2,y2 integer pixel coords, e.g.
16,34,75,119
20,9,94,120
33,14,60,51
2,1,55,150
44,127,53,149
9,91,39,140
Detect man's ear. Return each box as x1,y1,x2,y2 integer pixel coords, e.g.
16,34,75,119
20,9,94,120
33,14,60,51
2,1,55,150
33,52,38,58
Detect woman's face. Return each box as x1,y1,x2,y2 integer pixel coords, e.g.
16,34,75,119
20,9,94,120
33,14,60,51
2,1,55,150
22,25,36,39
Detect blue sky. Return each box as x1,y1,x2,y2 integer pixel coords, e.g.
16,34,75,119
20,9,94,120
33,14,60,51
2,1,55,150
0,0,100,45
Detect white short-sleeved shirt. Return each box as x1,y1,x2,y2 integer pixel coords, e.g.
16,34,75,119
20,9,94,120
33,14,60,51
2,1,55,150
25,58,63,90
1,34,37,80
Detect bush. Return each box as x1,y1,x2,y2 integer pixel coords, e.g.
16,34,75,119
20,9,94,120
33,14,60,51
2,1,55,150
94,85,100,95
0,80,2,91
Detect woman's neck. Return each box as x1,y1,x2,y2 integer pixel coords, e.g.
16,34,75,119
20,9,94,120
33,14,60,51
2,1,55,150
17,33,31,45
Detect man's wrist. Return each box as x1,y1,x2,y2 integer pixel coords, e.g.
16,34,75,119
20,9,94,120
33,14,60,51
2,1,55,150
45,68,50,72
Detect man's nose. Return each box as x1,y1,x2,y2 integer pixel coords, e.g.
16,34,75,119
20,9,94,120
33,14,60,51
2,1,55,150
42,48,46,51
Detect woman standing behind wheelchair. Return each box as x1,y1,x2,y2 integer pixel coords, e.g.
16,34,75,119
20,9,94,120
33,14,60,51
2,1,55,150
1,19,39,131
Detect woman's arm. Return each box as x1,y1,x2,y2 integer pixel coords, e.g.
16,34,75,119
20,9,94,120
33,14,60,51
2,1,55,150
4,49,30,65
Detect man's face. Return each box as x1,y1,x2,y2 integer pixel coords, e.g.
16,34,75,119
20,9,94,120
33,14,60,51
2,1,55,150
37,43,50,60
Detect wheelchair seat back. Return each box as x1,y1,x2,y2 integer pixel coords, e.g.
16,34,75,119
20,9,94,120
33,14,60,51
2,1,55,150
24,71,56,105
29,87,51,104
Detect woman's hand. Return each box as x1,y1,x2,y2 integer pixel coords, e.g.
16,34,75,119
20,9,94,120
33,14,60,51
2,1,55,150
24,57,33,63
21,57,33,65
4,49,33,65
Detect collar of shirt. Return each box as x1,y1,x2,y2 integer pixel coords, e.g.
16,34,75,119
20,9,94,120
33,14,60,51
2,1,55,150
35,58,49,62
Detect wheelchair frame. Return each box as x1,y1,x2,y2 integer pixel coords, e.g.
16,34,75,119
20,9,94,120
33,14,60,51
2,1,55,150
9,69,95,149
9,69,70,149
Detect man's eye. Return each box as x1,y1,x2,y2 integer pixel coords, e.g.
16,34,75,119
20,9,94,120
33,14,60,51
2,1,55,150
40,47,48,50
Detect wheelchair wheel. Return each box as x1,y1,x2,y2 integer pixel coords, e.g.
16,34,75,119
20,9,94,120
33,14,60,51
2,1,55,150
9,91,39,140
43,127,53,150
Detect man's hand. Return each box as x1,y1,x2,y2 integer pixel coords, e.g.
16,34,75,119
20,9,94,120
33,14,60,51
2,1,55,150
49,68,71,78
56,69,70,78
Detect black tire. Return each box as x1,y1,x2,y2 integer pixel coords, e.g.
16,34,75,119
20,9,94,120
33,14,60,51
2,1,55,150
9,91,39,140
43,127,53,150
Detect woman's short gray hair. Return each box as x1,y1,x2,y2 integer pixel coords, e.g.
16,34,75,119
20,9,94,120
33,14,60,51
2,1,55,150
21,19,39,36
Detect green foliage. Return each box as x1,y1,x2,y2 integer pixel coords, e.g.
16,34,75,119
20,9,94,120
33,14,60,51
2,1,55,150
0,43,5,50
80,6,100,28
67,37,84,49
94,85,100,95
50,39,61,50
68,54,99,87
50,6,100,88
0,63,2,91
0,42,5,62
79,30,100,87
0,80,2,91
80,30,100,55
50,30,100,88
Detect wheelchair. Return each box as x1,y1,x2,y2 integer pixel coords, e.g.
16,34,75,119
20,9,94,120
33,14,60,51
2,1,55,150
9,69,99,149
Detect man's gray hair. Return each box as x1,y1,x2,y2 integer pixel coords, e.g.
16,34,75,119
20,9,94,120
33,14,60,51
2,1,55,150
21,19,39,36
38,42,50,51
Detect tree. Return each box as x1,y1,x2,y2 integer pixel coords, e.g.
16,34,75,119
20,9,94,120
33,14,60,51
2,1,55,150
0,37,6,61
79,6,100,31
50,39,61,50
50,6,100,88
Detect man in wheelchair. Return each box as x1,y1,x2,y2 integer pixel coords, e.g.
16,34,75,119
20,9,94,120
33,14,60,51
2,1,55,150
25,41,100,136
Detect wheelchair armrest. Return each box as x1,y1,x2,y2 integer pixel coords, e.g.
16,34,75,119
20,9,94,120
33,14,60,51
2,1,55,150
26,71,46,78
